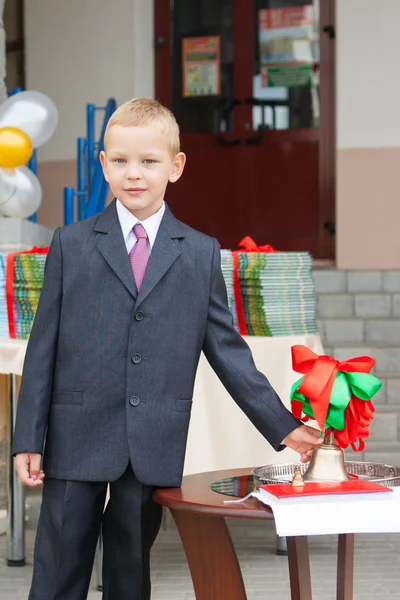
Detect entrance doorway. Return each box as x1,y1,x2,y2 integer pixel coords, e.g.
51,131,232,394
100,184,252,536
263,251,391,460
155,0,335,258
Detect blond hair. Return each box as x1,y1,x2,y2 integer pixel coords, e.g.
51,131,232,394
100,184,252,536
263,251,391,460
104,98,180,156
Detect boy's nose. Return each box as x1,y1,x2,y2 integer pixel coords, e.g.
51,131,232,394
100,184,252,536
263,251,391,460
126,164,141,180
127,171,141,180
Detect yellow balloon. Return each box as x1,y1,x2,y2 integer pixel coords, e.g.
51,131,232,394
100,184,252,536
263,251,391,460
0,126,33,168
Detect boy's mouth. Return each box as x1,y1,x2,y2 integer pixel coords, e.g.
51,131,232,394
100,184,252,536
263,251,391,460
125,188,146,195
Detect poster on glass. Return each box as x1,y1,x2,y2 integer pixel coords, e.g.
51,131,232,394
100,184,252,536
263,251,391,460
258,6,318,88
182,36,221,97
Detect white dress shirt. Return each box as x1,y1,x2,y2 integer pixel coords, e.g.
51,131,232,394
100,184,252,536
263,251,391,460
116,199,165,254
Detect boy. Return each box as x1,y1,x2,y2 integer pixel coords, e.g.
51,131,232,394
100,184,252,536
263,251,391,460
12,98,321,599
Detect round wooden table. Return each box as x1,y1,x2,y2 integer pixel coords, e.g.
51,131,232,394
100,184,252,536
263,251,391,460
154,468,355,600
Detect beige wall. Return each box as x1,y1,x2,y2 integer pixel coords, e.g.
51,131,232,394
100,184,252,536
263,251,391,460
337,148,400,269
336,0,400,268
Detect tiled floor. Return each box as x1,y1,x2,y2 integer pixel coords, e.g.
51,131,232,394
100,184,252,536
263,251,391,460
1,488,400,599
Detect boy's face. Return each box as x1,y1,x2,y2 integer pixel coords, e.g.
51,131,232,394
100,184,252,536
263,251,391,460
100,123,186,220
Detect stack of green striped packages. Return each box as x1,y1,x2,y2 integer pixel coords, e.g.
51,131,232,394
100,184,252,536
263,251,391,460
13,252,47,339
223,251,317,337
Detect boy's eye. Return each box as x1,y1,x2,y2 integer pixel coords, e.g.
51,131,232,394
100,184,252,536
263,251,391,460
113,158,126,163
143,159,156,164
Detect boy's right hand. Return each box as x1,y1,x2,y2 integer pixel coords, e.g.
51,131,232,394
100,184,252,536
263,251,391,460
283,424,323,462
14,453,45,487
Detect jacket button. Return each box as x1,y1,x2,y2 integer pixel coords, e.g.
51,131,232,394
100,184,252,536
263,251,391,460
135,311,144,321
129,396,140,407
132,353,142,364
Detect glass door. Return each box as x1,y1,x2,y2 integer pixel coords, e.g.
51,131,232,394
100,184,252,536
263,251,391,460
252,0,320,133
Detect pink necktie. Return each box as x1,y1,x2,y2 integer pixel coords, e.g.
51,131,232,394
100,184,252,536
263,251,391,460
129,223,149,291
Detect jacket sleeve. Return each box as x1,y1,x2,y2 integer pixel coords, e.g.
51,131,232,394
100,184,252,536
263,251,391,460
12,227,63,455
202,238,301,450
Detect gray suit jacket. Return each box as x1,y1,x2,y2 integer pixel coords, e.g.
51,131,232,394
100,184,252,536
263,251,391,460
12,200,300,486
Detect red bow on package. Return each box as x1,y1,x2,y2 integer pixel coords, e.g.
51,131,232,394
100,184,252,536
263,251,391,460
237,236,276,254
290,345,382,452
6,246,49,338
232,237,276,335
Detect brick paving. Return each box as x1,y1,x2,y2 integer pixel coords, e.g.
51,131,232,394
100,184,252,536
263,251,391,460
1,489,400,599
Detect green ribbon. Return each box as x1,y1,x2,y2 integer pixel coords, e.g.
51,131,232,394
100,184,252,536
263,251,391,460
291,371,381,430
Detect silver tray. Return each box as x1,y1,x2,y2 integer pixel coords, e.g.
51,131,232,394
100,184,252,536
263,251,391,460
252,462,400,488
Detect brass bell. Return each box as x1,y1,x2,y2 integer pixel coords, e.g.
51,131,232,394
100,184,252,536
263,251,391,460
291,466,305,487
302,430,351,482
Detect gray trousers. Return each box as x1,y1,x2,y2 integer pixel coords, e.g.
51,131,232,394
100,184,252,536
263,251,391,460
29,464,163,600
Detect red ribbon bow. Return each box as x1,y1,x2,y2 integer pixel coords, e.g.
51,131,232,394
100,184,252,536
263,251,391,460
232,237,276,335
237,236,276,253
6,246,49,338
291,345,376,451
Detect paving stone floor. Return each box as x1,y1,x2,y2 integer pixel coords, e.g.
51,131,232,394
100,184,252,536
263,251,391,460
1,488,400,599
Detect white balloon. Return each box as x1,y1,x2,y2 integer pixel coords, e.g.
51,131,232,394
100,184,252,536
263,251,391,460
0,91,58,148
0,167,17,213
0,166,42,218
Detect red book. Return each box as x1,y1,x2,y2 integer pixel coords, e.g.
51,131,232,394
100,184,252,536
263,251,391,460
259,480,392,499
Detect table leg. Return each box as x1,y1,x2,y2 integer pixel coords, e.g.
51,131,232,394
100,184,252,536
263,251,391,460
286,536,313,600
336,534,354,600
276,534,288,555
171,510,247,600
7,374,25,566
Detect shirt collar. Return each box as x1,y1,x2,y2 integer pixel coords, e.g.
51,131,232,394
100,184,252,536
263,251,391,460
116,199,165,249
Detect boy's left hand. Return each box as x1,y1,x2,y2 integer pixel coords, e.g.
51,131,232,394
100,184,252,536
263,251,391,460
283,424,323,463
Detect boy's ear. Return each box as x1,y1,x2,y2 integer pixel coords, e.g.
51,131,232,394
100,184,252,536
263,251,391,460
169,152,186,183
99,151,109,182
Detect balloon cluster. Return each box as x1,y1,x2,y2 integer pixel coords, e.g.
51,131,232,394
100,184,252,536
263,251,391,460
0,91,58,218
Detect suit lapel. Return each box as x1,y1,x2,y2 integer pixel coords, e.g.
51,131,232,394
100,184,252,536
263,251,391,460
94,200,138,299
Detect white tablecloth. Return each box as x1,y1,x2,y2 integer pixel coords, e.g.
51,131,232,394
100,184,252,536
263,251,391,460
0,338,28,376
226,487,400,536
246,487,400,536
0,334,324,475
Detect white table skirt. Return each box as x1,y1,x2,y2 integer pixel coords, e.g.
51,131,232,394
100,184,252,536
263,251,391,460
0,334,324,475
0,338,28,376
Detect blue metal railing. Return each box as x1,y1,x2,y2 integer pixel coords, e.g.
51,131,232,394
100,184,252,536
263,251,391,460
7,87,38,222
64,98,117,225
